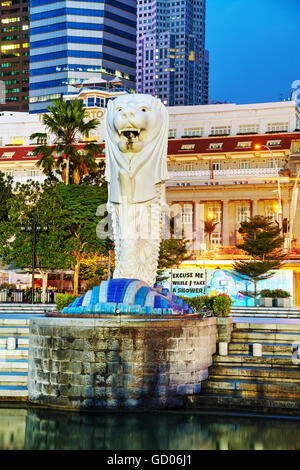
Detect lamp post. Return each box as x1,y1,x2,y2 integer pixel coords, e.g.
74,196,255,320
20,220,49,304
255,144,282,228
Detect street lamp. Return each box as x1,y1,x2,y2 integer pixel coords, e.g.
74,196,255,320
20,219,49,304
255,144,282,227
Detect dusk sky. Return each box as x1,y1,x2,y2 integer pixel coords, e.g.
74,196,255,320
206,0,300,104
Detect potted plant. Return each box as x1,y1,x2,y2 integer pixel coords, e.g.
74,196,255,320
271,289,291,308
259,289,273,307
212,294,233,343
259,289,291,308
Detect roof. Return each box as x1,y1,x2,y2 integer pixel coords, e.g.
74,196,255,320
167,132,300,156
0,132,298,162
0,144,105,162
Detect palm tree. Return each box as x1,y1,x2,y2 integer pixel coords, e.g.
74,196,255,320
30,98,102,185
204,217,219,251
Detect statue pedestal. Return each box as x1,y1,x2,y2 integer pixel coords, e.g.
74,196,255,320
28,316,216,410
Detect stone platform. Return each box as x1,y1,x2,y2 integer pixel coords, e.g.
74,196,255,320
27,315,216,410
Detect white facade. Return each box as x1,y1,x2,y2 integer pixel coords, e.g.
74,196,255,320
0,99,299,147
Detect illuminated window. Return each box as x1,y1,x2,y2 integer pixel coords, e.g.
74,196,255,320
237,141,252,148
10,137,23,145
180,144,195,150
209,143,223,150
0,152,14,158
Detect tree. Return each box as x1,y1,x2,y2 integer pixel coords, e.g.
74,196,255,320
204,217,219,250
30,98,102,185
0,171,13,222
232,215,286,306
56,183,108,295
0,180,71,300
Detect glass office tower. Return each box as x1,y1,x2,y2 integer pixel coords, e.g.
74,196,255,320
0,0,30,112
136,0,208,106
29,0,136,113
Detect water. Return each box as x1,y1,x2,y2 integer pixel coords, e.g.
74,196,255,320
1,407,300,450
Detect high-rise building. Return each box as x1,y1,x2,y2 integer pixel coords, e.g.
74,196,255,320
136,0,208,106
0,0,30,112
29,0,136,113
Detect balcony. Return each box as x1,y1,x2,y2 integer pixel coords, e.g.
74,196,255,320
167,167,288,186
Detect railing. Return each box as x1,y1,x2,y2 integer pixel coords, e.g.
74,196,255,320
168,167,281,181
12,175,47,185
0,289,57,304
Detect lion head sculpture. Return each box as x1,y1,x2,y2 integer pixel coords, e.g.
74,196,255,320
105,94,169,204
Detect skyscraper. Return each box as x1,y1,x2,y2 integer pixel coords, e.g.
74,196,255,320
29,0,136,113
0,0,30,112
136,0,208,106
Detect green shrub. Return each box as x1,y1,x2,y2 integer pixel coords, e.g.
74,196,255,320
56,294,79,311
260,289,290,298
212,294,232,317
181,296,206,312
181,293,232,316
0,283,17,291
271,289,290,298
260,289,273,298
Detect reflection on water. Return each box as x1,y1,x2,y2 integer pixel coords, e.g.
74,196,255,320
0,407,299,450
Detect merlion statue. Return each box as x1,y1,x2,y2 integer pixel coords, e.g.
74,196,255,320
105,93,169,286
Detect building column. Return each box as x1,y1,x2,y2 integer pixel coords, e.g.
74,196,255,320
194,201,205,251
222,201,230,246
252,199,258,217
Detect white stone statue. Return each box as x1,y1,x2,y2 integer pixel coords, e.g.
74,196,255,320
105,93,169,287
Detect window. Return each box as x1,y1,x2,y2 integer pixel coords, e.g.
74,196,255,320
237,205,250,223
180,144,195,150
239,160,250,170
238,124,259,134
0,152,14,158
267,122,288,132
265,204,277,222
208,205,221,223
183,127,203,137
212,161,221,171
10,137,23,145
28,169,39,177
210,126,231,136
184,163,193,172
266,140,282,147
237,141,252,149
168,128,176,138
268,158,279,169
209,142,223,150
182,205,193,224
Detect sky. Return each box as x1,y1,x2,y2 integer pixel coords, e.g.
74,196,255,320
206,0,300,104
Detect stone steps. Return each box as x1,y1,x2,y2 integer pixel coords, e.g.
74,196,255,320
228,342,295,356
202,378,300,399
0,372,27,386
200,319,300,414
207,365,300,381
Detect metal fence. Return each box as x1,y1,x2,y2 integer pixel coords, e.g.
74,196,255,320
0,290,57,304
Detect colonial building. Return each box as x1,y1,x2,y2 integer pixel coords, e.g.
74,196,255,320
1,93,300,302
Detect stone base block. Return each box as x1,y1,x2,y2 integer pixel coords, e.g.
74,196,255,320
28,316,216,410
